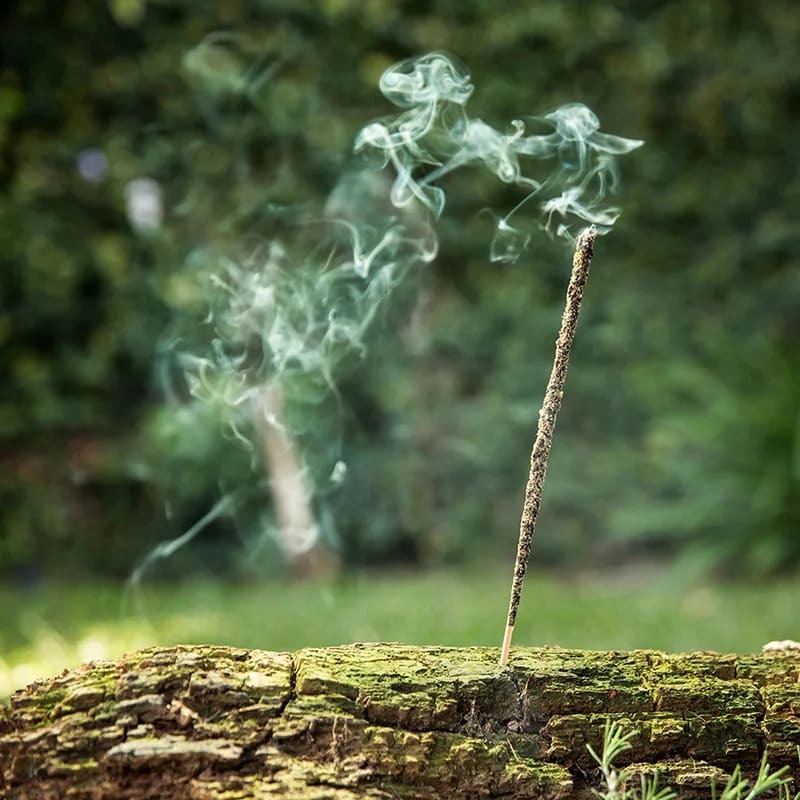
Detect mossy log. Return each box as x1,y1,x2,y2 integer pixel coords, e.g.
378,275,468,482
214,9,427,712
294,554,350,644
2,644,799,799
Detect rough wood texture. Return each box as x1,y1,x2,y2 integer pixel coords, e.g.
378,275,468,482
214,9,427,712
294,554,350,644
2,644,799,799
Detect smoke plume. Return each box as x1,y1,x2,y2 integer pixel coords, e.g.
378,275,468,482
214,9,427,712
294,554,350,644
357,52,642,261
138,50,642,577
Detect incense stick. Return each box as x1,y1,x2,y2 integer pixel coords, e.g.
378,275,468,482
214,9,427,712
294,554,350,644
500,226,597,667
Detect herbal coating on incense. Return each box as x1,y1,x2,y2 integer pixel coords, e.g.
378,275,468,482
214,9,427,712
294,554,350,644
500,227,597,667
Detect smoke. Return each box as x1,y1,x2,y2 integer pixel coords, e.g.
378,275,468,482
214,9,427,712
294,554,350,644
139,171,437,577
356,52,643,260
136,50,641,579
179,182,437,431
189,50,641,408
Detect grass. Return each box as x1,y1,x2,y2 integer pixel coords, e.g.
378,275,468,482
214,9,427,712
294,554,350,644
2,567,799,700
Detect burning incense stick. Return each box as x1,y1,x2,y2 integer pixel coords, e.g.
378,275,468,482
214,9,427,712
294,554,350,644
500,226,597,667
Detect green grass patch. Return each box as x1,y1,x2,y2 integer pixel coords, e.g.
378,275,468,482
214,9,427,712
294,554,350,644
2,568,798,699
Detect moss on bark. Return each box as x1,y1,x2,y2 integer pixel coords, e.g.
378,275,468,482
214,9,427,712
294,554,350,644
1,644,799,799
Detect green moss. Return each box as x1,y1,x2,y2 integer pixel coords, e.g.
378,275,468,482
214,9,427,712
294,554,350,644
10,684,70,727
653,678,763,714
4,644,800,798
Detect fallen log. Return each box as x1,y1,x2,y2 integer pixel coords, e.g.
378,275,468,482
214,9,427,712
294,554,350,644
1,644,799,799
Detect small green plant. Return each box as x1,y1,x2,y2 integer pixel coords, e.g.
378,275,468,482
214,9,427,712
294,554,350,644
712,754,795,800
587,720,676,800
588,721,798,800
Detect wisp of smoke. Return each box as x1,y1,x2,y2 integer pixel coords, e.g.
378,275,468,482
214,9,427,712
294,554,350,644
136,50,641,580
356,52,642,261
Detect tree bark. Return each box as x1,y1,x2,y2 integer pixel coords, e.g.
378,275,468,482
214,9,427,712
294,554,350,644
2,644,799,799
254,385,339,580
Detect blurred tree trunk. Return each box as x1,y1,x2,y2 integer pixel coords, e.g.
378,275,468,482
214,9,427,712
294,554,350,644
255,385,339,579
2,644,799,799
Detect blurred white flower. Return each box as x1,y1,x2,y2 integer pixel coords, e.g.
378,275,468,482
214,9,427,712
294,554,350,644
125,177,162,233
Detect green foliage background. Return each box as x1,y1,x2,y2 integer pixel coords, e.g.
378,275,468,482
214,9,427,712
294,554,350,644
2,0,799,578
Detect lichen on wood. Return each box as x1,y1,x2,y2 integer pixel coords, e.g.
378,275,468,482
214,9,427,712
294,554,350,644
1,644,799,799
